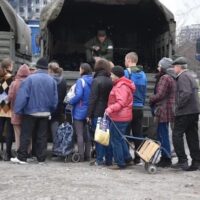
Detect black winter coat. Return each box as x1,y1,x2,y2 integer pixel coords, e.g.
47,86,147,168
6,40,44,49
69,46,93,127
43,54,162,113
87,70,113,118
51,76,67,121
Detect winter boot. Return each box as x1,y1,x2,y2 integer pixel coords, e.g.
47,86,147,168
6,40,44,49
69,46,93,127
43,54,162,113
157,157,172,168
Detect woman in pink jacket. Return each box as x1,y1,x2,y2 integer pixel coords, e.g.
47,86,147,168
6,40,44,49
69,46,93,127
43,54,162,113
106,66,136,169
8,64,31,153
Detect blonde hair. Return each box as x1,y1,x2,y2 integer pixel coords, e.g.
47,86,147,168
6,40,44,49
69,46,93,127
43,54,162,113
48,62,63,75
125,52,138,64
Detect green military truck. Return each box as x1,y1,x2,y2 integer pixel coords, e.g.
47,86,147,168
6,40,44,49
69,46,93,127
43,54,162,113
0,0,31,67
40,0,176,134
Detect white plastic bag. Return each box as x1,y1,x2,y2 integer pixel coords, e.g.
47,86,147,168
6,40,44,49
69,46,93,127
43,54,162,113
64,79,85,103
94,116,110,146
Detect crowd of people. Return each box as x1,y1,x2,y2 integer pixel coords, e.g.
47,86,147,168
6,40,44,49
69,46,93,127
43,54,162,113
0,50,200,172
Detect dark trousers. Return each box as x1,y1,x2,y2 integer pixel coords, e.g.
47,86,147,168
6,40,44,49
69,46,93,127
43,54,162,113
17,115,48,162
172,114,200,163
128,108,144,159
73,120,91,160
0,117,14,154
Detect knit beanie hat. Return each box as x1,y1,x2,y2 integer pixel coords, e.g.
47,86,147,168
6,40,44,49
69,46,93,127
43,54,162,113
111,66,124,78
158,57,173,72
36,57,48,69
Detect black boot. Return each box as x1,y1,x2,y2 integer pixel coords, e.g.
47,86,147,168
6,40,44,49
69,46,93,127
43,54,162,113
157,157,172,168
3,151,12,161
171,160,189,170
186,160,200,171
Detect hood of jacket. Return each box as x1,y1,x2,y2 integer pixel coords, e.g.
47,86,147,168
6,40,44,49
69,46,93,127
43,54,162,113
82,74,93,87
166,68,177,79
52,74,63,84
16,64,30,79
114,76,135,92
127,66,144,79
130,65,143,72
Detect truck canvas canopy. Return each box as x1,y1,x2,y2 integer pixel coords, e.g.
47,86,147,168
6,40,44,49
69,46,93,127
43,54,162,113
0,0,31,60
41,0,176,71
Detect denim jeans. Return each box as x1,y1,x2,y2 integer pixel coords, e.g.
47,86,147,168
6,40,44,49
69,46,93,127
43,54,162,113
92,118,113,165
110,121,132,167
157,122,171,158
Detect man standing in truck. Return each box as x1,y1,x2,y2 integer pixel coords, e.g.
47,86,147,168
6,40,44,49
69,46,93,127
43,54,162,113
124,52,147,164
85,30,113,65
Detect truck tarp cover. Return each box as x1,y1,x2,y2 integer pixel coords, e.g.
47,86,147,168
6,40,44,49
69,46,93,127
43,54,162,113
0,0,31,56
41,0,176,71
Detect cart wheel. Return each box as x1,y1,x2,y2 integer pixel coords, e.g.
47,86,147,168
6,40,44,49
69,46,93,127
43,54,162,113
71,153,81,163
147,164,157,174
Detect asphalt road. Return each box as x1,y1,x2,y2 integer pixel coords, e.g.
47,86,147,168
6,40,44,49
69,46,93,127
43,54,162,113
0,156,199,200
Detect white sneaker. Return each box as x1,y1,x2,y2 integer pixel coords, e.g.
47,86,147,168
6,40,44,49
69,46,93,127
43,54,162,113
10,157,27,164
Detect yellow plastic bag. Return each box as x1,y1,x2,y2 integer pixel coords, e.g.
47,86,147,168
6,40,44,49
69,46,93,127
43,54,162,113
94,117,110,146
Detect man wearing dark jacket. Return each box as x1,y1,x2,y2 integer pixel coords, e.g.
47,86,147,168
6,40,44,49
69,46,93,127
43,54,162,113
85,30,113,64
11,58,58,164
172,57,200,171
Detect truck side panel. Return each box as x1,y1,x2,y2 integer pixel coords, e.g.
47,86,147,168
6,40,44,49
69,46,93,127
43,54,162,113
0,31,14,62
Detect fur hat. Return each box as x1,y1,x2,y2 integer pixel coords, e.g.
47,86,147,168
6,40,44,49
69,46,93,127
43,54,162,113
111,66,124,78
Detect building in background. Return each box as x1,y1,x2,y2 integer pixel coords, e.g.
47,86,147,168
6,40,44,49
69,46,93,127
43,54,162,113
8,0,52,20
177,24,200,47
